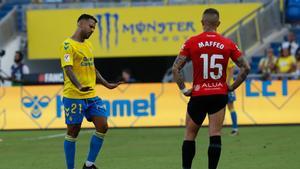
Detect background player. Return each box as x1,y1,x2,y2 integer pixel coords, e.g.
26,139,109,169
226,59,239,136
61,14,122,169
172,8,250,169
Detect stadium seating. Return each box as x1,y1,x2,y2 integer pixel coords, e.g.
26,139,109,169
270,42,281,56
249,40,293,74
250,56,263,74
250,25,300,74
291,27,300,44
0,0,31,31
0,11,6,18
286,0,300,23
1,0,289,78
0,4,13,19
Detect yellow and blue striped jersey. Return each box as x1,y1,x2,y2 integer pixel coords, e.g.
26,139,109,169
60,38,96,99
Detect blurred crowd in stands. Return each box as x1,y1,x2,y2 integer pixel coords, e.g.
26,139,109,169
258,31,300,80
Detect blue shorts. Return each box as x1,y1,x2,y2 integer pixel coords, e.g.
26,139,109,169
228,91,236,103
63,96,108,125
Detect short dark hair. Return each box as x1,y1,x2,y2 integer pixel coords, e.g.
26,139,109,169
203,8,219,18
77,14,97,23
122,68,132,75
16,51,23,60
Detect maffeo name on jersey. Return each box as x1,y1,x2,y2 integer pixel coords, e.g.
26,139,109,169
198,41,224,49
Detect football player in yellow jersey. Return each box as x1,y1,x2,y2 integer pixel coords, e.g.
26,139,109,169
226,59,239,136
61,14,122,169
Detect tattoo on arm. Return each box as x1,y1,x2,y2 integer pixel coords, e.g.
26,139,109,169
172,55,187,90
64,66,82,89
231,57,250,90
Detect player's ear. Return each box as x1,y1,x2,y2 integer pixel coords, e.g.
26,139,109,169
216,21,220,27
77,20,83,27
201,19,205,26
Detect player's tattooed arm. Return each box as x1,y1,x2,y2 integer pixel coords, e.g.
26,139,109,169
229,57,250,91
172,55,191,96
64,66,91,91
95,69,122,89
172,55,187,89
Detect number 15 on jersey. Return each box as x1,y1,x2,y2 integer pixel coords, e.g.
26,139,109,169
200,54,224,80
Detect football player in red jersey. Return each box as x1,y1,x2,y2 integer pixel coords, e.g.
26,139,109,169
172,8,250,169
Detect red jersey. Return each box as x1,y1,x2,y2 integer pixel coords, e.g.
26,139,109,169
179,32,242,96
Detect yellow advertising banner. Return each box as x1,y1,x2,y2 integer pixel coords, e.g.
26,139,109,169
26,3,261,59
0,80,299,130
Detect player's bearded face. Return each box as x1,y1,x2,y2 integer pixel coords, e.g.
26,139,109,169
85,28,93,39
85,30,92,39
84,20,96,39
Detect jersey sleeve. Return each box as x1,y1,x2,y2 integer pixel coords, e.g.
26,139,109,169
229,41,242,62
60,41,74,68
179,39,191,58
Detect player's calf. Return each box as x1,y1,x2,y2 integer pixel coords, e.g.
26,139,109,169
64,135,77,169
182,113,200,169
85,131,105,168
208,136,222,169
182,140,196,169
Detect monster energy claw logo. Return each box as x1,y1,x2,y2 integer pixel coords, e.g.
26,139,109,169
96,13,119,50
96,12,196,50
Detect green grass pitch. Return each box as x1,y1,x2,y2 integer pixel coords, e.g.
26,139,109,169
0,126,299,169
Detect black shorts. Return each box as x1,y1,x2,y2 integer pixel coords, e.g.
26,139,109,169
187,94,228,125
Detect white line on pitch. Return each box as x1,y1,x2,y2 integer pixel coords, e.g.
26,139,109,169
22,130,94,141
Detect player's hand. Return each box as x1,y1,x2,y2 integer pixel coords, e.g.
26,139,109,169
183,88,192,97
79,86,93,92
106,81,124,89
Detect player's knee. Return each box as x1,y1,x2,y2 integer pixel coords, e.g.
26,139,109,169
96,124,108,134
227,103,234,110
209,131,221,137
67,130,80,138
102,125,108,133
67,126,81,138
67,129,80,138
185,129,198,140
185,133,197,141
